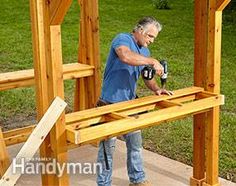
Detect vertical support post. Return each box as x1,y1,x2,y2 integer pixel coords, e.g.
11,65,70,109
191,0,208,185
74,0,88,110
192,0,230,185
30,0,53,185
203,1,225,185
74,0,101,111
47,25,69,185
0,128,10,177
30,0,69,185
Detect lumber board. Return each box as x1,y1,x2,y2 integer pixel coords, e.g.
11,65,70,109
30,0,49,118
2,88,224,149
104,112,130,121
0,97,67,186
66,126,79,147
0,63,94,91
74,0,90,111
29,0,54,184
91,0,101,103
193,0,208,181
205,107,220,185
3,116,104,146
74,0,101,110
67,94,224,145
203,1,223,184
4,132,33,147
156,100,183,108
45,25,69,185
169,94,196,103
74,0,88,111
207,0,222,94
3,126,35,139
67,86,204,123
0,128,10,177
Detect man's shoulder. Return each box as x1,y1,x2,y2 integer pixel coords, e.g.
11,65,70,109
114,33,132,41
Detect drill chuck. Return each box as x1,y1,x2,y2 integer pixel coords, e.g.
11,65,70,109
160,60,168,88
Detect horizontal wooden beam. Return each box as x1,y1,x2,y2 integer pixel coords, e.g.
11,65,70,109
66,86,204,124
2,87,202,145
68,94,224,145
156,100,183,108
2,87,223,147
0,63,94,91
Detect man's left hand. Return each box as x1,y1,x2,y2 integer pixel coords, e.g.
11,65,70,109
154,89,174,96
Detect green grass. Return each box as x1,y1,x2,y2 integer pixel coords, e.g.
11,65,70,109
0,0,235,182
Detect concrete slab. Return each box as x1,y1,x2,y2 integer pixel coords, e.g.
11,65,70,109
6,140,236,186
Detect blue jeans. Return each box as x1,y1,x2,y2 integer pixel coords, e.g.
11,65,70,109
96,130,145,186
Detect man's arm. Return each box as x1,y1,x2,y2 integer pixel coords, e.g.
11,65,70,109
115,45,163,76
144,78,173,96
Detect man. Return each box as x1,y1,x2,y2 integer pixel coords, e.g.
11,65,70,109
96,16,173,186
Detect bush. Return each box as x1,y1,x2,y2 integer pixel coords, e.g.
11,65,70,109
152,0,170,9
224,0,236,24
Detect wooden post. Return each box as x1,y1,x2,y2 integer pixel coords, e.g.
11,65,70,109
46,25,69,185
203,0,230,185
74,0,101,111
192,0,231,186
29,0,53,185
0,128,10,178
30,0,70,185
191,0,208,185
74,0,88,110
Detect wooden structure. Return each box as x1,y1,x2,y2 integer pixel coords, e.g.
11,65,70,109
0,0,231,185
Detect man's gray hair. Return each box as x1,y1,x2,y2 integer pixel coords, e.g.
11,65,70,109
133,16,162,33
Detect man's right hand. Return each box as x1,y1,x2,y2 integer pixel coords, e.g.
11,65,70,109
152,59,164,77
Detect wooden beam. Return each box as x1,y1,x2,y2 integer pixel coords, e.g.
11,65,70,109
4,131,33,147
169,94,196,103
2,88,224,149
30,0,49,118
47,25,69,185
0,63,94,91
191,0,208,184
203,0,224,184
204,107,220,186
0,97,67,186
68,87,203,123
74,0,88,111
50,0,72,25
0,128,10,178
104,112,130,121
118,104,157,116
216,0,231,11
156,100,183,108
74,0,101,110
67,94,224,145
29,0,54,184
3,116,103,146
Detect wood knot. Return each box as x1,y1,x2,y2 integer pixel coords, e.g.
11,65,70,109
208,83,215,87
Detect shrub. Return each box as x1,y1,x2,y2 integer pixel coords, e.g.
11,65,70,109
152,0,170,9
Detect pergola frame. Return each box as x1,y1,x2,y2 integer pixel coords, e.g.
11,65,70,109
0,0,231,185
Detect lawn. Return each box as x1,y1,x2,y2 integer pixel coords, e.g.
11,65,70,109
0,0,235,182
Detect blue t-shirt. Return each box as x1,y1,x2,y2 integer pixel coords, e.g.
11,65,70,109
101,33,150,103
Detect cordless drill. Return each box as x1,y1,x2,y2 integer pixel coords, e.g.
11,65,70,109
141,60,168,88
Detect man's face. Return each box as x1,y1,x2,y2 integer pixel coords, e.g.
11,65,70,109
137,24,159,47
